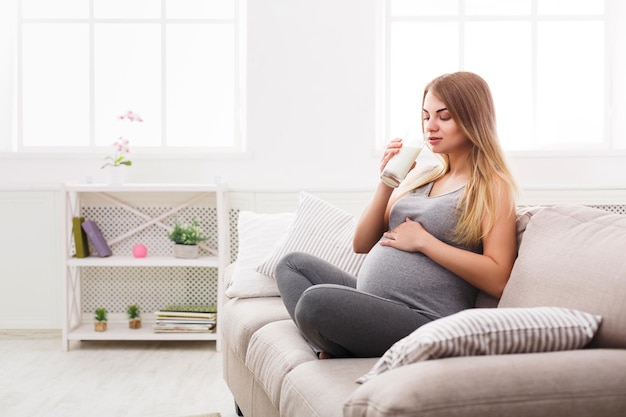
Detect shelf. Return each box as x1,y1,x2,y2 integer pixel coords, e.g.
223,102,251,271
67,322,218,342
62,184,230,351
67,255,220,267
64,183,227,193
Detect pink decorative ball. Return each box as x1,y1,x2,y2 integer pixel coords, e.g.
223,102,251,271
132,244,148,258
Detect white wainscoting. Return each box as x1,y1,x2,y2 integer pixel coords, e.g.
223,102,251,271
0,188,62,329
519,186,626,207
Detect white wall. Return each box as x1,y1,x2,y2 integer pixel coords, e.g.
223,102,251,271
1,0,624,191
0,0,380,190
1,1,626,331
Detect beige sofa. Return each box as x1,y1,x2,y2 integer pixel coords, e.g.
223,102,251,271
221,204,626,417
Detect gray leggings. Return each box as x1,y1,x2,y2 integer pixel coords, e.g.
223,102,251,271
275,252,435,358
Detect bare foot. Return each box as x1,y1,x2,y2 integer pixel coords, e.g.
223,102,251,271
318,351,334,359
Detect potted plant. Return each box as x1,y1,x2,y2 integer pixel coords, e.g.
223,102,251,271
167,218,210,259
94,307,108,332
127,304,141,329
100,110,143,184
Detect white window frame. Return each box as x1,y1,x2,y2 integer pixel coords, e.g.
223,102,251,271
377,0,626,156
8,0,247,156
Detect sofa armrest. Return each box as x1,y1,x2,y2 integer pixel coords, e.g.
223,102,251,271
344,349,626,417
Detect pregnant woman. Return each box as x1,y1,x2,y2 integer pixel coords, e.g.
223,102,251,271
276,71,518,358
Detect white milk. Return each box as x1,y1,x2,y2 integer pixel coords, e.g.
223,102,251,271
380,141,425,188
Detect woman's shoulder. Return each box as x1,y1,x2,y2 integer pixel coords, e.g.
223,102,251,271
483,174,517,216
489,173,517,200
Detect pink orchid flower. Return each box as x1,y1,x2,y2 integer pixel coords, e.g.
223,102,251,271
102,112,141,169
119,110,144,123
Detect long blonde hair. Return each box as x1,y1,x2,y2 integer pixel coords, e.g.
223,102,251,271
397,72,517,246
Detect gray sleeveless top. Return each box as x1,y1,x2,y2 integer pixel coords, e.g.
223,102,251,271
356,182,481,319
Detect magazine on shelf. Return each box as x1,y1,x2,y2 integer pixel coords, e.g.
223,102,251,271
153,318,216,333
156,318,216,325
153,305,217,333
153,310,217,320
153,325,216,333
160,305,217,313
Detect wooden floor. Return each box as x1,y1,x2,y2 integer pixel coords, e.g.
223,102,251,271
0,330,239,417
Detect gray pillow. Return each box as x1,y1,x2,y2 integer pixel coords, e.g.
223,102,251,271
357,307,601,384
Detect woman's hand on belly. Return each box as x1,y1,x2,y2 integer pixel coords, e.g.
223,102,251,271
380,217,432,253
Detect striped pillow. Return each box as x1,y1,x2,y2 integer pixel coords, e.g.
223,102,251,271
357,307,602,384
256,192,367,279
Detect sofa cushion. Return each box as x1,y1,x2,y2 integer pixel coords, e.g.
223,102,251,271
514,206,542,249
280,358,378,417
499,205,626,348
245,320,318,408
344,349,626,417
474,206,543,308
256,191,367,279
356,306,601,383
221,297,290,360
226,211,295,298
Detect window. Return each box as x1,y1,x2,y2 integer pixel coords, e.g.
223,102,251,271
14,0,245,152
381,0,624,152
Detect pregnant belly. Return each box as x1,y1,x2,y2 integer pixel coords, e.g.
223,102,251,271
356,242,477,317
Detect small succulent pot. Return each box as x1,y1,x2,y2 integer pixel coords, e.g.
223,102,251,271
168,219,209,259
127,304,141,329
173,244,199,259
94,321,107,332
94,307,108,332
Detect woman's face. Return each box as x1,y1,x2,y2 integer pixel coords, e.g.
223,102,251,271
422,92,472,155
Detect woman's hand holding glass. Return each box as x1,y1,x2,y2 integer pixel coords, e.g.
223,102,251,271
380,138,404,174
380,129,425,188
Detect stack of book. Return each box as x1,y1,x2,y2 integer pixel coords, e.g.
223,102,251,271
72,217,112,258
153,305,217,333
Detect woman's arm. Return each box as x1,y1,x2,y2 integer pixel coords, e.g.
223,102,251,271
380,186,517,298
354,139,438,254
353,182,395,253
353,138,406,253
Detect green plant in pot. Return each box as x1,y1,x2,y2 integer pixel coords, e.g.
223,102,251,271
127,304,141,329
167,218,210,259
94,307,108,332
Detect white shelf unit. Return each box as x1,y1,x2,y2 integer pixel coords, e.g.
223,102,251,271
61,183,230,351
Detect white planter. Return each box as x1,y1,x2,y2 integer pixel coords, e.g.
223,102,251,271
106,166,126,185
173,244,199,259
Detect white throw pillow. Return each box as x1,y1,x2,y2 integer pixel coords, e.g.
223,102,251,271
256,191,367,279
357,307,602,384
225,211,295,298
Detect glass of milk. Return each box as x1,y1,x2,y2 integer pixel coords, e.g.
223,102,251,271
380,128,426,188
